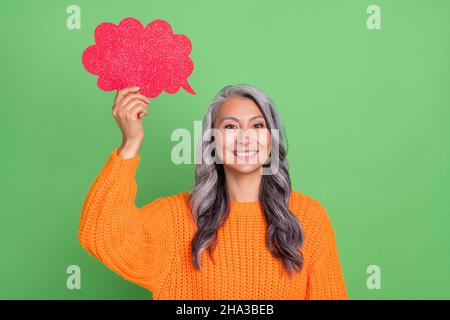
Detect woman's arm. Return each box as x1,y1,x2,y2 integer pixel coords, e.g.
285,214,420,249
78,147,172,291
305,203,348,300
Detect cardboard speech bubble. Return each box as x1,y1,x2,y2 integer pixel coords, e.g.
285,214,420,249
82,17,195,98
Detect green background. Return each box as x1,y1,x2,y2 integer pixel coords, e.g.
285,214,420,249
1,0,449,299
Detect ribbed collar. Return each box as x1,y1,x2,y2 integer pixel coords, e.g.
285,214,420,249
230,199,261,210
228,193,296,216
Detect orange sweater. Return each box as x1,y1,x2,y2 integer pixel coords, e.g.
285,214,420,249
78,148,348,300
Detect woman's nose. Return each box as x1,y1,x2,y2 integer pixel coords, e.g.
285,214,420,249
236,128,257,146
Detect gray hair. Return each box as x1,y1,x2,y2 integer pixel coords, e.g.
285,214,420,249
189,84,305,276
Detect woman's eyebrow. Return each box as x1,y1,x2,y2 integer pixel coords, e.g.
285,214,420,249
219,115,265,123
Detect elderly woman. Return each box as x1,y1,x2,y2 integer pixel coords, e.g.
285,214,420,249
78,84,348,300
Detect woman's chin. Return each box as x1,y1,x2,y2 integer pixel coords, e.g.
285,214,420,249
224,163,262,174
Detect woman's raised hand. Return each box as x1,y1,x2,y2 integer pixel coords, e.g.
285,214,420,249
113,86,150,159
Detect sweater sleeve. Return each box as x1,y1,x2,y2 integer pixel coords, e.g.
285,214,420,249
305,203,348,300
78,147,173,292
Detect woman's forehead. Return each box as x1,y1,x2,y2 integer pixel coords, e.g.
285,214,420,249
216,96,263,120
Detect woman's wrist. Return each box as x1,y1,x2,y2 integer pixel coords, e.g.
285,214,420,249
118,139,142,159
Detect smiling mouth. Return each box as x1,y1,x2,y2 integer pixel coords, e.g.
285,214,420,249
233,150,259,158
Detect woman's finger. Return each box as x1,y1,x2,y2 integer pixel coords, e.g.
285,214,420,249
119,93,149,109
114,86,141,106
127,104,148,120
122,98,149,112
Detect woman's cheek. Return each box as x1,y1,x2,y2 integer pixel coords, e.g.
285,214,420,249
226,130,238,164
215,129,234,164
257,129,271,163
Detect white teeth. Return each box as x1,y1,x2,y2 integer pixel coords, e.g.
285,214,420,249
234,151,258,157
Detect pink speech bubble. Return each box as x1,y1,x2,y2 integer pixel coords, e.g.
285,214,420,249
82,17,195,98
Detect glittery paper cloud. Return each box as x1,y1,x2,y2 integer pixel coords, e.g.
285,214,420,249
82,17,195,98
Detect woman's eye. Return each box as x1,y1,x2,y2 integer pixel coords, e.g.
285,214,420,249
254,123,265,128
224,124,237,129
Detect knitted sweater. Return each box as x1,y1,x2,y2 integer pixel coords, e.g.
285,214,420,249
78,147,348,300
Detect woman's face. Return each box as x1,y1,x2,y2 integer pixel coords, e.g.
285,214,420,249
213,96,271,174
